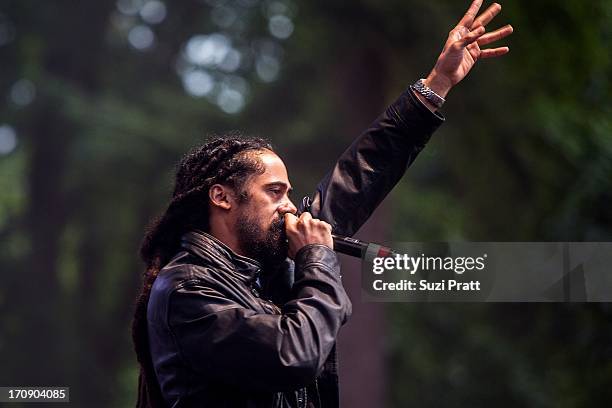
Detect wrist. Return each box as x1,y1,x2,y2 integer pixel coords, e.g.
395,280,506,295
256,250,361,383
424,70,452,99
411,77,446,112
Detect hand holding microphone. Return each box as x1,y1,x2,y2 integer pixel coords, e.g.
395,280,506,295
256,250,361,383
284,212,334,259
297,196,398,260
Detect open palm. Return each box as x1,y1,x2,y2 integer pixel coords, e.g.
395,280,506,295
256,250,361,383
429,1,513,92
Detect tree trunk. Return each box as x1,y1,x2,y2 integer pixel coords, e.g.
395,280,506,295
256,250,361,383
332,42,390,408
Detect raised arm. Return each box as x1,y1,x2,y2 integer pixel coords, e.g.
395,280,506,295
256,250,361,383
307,1,513,236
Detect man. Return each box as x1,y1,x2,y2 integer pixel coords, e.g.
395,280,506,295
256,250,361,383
132,1,513,407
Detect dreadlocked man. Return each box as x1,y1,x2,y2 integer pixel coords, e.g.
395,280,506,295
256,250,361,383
132,2,513,407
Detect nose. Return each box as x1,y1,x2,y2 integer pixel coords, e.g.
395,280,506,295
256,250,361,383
279,199,298,215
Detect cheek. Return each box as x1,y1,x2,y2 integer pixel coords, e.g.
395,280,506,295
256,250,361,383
246,195,280,225
265,211,278,227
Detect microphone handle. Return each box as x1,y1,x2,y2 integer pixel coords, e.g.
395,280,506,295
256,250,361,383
332,234,365,258
332,234,396,259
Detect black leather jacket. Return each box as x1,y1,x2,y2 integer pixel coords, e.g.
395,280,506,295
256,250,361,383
147,89,444,407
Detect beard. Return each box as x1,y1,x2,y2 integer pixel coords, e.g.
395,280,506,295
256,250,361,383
236,210,288,268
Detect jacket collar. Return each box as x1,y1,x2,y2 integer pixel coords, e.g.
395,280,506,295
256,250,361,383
180,230,262,282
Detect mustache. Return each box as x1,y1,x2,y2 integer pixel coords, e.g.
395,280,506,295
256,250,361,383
276,215,285,230
271,216,286,237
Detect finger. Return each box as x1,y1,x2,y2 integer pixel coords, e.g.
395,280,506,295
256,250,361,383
284,212,298,228
477,24,513,46
299,212,312,222
480,47,510,58
320,221,332,231
472,3,501,28
458,0,483,28
456,25,485,47
467,42,481,61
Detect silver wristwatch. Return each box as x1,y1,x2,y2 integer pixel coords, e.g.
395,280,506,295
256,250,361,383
410,78,445,108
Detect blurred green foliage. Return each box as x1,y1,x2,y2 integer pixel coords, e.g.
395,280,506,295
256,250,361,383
0,0,610,407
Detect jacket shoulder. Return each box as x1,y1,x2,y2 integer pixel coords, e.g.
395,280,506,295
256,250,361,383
147,251,231,322
150,250,235,297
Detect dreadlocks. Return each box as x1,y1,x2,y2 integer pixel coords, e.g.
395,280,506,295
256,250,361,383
132,134,273,408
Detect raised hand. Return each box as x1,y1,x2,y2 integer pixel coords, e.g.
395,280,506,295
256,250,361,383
422,1,513,104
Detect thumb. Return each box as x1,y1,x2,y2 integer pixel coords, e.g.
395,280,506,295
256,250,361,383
284,212,298,229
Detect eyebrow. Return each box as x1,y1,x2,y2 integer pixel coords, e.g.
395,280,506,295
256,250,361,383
265,182,293,195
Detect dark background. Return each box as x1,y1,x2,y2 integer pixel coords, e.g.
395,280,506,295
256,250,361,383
1,0,611,406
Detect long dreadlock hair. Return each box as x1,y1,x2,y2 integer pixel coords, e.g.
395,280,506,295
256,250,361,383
132,135,273,407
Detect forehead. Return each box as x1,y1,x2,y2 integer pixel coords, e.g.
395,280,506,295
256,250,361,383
251,150,290,185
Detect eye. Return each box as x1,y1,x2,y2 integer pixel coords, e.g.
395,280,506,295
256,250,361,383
269,188,282,195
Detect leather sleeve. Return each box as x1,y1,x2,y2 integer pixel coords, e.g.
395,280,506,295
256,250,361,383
307,88,445,236
165,245,351,392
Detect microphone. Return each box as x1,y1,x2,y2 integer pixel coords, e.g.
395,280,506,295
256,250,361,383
300,196,397,259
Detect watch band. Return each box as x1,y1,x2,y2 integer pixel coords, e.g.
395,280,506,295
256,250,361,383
410,78,445,108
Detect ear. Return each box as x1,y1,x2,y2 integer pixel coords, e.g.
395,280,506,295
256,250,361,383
209,184,233,210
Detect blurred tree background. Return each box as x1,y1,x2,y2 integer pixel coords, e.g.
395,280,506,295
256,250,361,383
0,0,610,407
